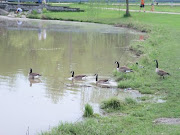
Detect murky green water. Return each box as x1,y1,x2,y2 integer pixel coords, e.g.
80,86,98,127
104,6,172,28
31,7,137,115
0,17,143,135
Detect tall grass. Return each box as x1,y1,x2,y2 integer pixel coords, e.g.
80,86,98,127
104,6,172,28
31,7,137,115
84,104,94,117
101,97,123,111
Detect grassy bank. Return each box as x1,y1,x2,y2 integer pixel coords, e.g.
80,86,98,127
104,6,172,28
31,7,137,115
35,4,180,135
50,3,180,13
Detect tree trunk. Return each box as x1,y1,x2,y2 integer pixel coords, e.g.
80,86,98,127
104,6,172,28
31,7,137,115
125,0,130,16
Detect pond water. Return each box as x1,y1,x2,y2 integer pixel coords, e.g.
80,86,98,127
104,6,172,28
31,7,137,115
0,17,143,135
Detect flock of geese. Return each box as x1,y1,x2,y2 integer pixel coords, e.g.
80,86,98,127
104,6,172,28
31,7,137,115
115,60,170,79
28,60,170,86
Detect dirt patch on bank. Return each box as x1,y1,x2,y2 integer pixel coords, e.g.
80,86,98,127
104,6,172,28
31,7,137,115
154,118,180,125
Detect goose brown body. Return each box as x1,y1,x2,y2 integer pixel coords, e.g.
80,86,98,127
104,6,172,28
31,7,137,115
71,71,87,80
94,74,109,84
115,61,133,72
29,68,41,79
156,69,170,76
155,60,170,78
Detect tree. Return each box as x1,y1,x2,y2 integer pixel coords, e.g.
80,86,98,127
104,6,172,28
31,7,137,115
125,0,131,17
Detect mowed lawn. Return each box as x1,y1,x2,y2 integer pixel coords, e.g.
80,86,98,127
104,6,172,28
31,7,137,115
30,3,180,135
50,3,180,12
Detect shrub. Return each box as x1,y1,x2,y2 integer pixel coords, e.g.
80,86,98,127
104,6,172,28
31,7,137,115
84,104,94,117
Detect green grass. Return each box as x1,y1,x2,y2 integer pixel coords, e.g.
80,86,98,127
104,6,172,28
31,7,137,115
138,96,153,101
50,3,180,13
37,3,180,135
28,5,180,29
101,97,123,112
84,104,94,117
125,97,137,105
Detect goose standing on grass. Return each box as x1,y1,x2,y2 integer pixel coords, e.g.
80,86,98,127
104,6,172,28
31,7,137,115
29,68,41,79
94,74,109,84
70,71,87,80
115,61,133,73
154,60,170,79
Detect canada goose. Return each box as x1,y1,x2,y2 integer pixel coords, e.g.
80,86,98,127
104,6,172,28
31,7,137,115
29,68,41,79
136,62,144,68
94,74,109,84
154,60,170,78
115,61,133,72
70,71,87,80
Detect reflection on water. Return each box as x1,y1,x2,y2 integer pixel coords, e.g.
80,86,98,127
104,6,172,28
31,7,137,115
28,78,42,87
0,17,143,135
38,29,47,41
17,20,22,26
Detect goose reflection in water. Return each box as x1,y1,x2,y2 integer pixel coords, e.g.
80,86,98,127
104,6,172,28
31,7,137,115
28,78,42,87
65,81,92,88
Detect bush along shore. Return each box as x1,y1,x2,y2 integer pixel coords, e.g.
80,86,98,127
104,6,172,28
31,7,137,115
31,3,180,135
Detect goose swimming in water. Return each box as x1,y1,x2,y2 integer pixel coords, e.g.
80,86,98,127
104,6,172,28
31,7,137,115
94,74,109,84
115,61,133,73
70,71,87,80
29,68,41,79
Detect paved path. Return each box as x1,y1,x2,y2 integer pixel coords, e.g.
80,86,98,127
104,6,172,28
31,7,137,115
101,8,180,15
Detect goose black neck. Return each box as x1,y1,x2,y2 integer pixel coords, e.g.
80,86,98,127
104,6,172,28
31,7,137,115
30,69,32,73
116,62,119,68
72,71,74,77
156,60,158,68
96,74,98,82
